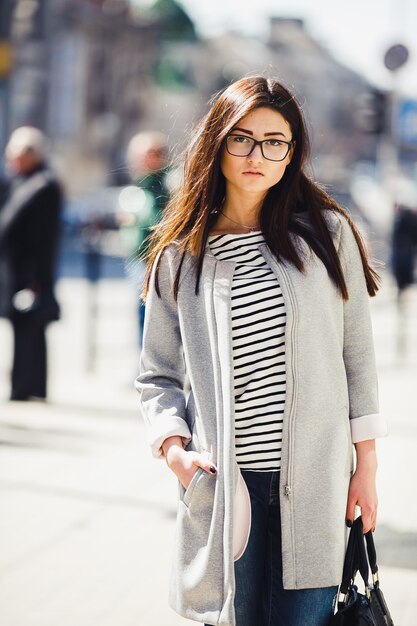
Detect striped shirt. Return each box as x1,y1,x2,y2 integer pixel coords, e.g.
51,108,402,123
208,230,286,472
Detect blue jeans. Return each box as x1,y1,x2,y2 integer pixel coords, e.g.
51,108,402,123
232,470,337,626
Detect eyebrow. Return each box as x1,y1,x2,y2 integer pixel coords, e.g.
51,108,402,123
232,126,288,139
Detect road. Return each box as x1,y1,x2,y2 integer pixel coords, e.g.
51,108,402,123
0,273,416,625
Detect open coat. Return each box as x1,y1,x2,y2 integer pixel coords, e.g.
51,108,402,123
135,209,387,626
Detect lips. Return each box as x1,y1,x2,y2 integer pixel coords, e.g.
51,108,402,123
242,171,264,176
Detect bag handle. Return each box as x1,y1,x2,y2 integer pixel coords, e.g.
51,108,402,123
364,528,380,586
338,517,360,602
354,516,381,588
354,517,372,590
337,516,375,608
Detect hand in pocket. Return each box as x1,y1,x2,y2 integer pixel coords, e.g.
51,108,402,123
166,446,218,489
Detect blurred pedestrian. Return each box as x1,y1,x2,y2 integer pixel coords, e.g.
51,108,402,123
391,203,417,296
135,76,388,626
118,131,170,348
0,127,63,401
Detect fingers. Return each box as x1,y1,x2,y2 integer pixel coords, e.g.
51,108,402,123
345,499,377,533
180,453,217,489
361,507,377,533
346,472,378,533
345,497,356,528
193,453,217,476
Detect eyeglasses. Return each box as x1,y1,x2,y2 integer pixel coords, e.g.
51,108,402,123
225,134,293,162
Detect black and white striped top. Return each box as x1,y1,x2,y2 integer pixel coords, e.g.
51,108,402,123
208,230,286,472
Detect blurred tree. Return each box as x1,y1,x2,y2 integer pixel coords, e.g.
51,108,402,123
154,55,194,88
150,0,198,88
151,0,197,41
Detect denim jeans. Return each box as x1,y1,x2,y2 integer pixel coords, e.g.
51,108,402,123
229,470,337,626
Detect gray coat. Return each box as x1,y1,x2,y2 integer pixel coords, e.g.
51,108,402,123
135,210,387,626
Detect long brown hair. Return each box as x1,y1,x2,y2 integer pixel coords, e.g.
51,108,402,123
142,76,380,301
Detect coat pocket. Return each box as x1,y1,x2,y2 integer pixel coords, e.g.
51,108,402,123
182,467,205,507
170,462,220,615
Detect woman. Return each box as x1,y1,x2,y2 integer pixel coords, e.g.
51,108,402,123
135,76,387,626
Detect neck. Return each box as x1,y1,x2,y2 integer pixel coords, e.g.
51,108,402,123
219,190,264,229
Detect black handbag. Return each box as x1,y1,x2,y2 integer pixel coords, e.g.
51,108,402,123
329,516,394,625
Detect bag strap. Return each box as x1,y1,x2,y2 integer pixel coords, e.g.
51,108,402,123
351,517,383,592
337,516,370,608
338,517,360,599
353,517,371,590
364,528,380,586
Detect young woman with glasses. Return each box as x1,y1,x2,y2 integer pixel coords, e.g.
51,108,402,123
135,76,387,626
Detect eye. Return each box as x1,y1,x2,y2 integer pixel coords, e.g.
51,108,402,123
266,139,286,147
230,135,251,143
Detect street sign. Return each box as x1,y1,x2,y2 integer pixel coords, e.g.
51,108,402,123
397,99,417,146
384,44,409,71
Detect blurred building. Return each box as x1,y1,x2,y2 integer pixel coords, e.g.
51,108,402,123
2,0,161,194
126,0,206,169
197,19,383,190
134,16,396,192
0,1,14,167
1,2,409,199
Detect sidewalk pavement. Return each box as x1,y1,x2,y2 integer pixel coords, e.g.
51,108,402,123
0,274,416,626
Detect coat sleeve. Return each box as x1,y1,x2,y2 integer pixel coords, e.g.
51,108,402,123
338,215,388,443
134,248,192,458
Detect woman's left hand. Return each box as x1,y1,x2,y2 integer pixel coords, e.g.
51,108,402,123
345,439,378,533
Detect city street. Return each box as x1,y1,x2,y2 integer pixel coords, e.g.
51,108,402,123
0,273,416,626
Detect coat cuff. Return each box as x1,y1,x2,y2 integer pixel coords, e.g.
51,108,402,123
148,418,192,459
350,413,388,443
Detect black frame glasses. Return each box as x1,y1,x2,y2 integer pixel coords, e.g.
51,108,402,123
225,134,293,162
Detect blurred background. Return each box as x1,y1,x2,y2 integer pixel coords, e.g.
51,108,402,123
0,1,416,625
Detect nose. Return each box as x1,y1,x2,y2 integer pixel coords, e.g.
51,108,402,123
247,142,263,163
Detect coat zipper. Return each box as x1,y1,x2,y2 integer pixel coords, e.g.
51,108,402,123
256,245,297,499
258,247,298,585
278,262,298,500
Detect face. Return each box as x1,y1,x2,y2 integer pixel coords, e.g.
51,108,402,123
129,145,167,177
142,147,166,172
220,107,293,199
5,146,40,176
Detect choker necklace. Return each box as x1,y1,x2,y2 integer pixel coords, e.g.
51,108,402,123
220,211,260,232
